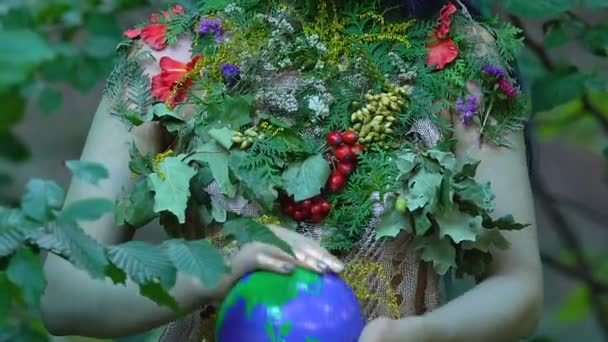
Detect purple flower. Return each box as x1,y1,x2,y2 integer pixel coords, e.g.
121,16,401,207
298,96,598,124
482,65,506,78
220,63,241,86
456,95,480,125
199,19,223,42
482,65,518,100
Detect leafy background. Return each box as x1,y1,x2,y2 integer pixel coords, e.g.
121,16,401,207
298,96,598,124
0,0,607,341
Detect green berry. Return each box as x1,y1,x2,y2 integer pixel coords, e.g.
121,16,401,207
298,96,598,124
395,197,408,213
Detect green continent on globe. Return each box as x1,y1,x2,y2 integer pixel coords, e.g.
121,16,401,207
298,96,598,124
216,267,322,330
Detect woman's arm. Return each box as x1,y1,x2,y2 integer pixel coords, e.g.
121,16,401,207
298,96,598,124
40,38,216,337
360,129,543,342
424,128,542,341
41,36,343,338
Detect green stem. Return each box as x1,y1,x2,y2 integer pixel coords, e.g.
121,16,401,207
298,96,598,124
479,95,495,141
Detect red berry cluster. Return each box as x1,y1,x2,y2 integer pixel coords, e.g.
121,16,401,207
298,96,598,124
281,195,332,224
326,130,363,193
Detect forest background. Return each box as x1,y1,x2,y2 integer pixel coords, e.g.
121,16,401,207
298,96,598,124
0,0,606,341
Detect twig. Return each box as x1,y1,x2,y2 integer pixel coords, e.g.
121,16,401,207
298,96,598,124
509,16,556,70
509,15,608,136
533,175,608,338
541,253,608,293
548,194,608,228
582,94,608,135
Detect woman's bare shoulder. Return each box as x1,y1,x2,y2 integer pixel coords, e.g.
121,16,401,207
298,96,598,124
133,35,195,78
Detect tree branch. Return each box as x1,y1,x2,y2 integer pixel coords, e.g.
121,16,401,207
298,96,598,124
532,175,608,338
541,253,608,293
509,15,608,136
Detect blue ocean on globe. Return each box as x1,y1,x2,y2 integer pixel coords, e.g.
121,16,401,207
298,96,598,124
215,267,365,342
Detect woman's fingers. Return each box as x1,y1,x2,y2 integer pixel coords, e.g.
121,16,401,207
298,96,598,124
255,253,295,274
267,224,344,273
296,245,344,273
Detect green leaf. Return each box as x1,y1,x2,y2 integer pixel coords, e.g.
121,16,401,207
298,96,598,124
417,237,456,275
201,0,232,12
0,172,12,187
462,228,510,252
483,214,530,231
556,286,591,322
31,220,107,278
436,209,484,244
395,150,417,177
581,25,608,56
0,92,25,130
149,156,197,224
37,86,63,114
282,154,331,202
0,209,37,257
224,218,293,255
83,36,120,58
186,142,237,198
139,282,182,314
206,95,253,129
105,263,127,285
0,131,30,162
116,179,157,228
454,178,495,212
603,146,608,160
543,23,569,49
229,151,279,210
414,212,433,235
504,0,577,18
427,150,458,171
21,179,65,222
0,30,54,90
0,274,11,324
6,247,46,309
165,239,228,288
208,126,235,150
108,241,177,289
583,0,608,8
404,170,443,211
146,103,183,121
58,198,114,222
65,160,110,186
211,198,227,223
532,69,591,113
375,208,412,239
129,143,154,176
439,173,454,211
454,160,481,181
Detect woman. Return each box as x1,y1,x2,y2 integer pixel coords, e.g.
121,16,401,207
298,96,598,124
41,1,543,341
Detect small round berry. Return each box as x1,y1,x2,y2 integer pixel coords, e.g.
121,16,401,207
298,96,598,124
342,130,358,145
326,131,343,147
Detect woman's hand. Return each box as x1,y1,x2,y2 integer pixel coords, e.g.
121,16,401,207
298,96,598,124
359,316,435,342
210,224,344,299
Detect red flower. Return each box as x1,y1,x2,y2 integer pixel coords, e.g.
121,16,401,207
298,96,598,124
427,38,459,70
436,2,457,39
426,2,459,70
151,55,203,106
123,5,185,51
499,78,517,99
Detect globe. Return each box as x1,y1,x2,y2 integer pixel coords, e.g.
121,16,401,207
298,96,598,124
215,267,365,342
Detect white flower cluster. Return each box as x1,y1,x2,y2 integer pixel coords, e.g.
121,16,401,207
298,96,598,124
303,79,334,119
257,9,294,37
306,95,330,118
255,88,299,113
224,3,243,15
387,52,417,85
306,34,328,55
